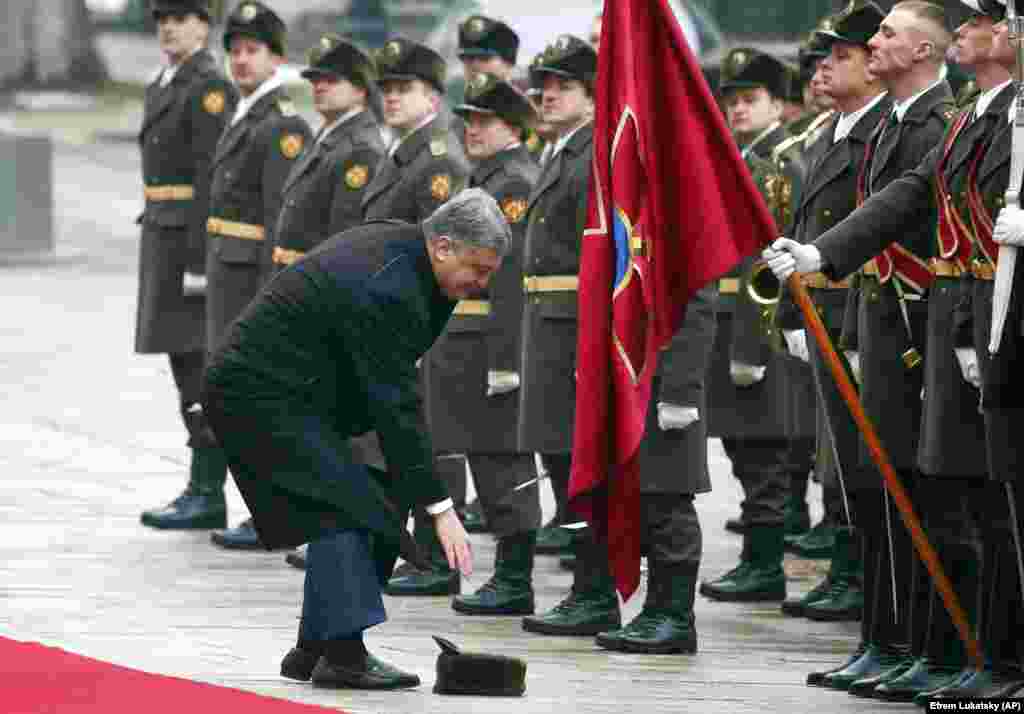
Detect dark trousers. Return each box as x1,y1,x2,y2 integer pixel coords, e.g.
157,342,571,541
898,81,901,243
721,437,788,526
300,529,387,642
466,453,541,538
169,351,216,449
640,494,701,567
543,452,573,524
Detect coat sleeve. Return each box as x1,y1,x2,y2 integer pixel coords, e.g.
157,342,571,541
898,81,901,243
263,117,312,264
327,144,385,235
344,291,449,509
485,177,532,374
657,284,716,406
187,77,236,275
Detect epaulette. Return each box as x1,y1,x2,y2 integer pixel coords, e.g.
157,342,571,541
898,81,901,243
277,98,297,117
429,131,448,157
795,109,836,148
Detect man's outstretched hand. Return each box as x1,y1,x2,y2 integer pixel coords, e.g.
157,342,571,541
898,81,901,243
433,508,473,577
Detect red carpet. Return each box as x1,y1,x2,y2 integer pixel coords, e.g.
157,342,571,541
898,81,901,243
2,636,348,714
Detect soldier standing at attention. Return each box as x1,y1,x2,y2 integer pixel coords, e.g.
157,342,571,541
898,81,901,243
360,37,473,598
211,33,385,550
435,74,541,617
701,47,806,604
138,0,239,531
765,0,1013,701
204,1,311,547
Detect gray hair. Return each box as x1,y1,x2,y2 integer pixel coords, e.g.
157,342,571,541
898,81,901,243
422,187,512,256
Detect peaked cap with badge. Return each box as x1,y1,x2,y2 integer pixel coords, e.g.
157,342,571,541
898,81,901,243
150,0,214,21
432,637,526,697
529,34,597,86
719,48,789,99
455,73,536,130
457,15,520,66
814,0,885,48
374,37,447,93
300,33,377,88
223,1,286,57
798,15,835,80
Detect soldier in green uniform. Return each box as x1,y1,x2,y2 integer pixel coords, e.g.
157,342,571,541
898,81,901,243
201,1,311,546
360,37,473,597
211,34,386,551
431,74,542,616
701,47,807,604
766,0,1016,701
138,0,239,531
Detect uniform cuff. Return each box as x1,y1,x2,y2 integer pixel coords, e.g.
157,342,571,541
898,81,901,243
425,498,454,516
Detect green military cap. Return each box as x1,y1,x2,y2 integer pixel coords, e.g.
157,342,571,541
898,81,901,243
223,1,286,57
815,0,885,48
961,0,1007,21
374,37,447,93
798,15,835,79
458,15,519,66
529,34,597,86
301,33,377,89
150,0,214,21
454,72,536,130
719,48,789,100
432,637,526,697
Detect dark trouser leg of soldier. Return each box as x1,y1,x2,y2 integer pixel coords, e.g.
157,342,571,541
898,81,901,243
596,494,700,654
783,436,814,537
141,351,227,529
522,523,620,636
788,421,841,558
536,453,574,555
721,437,750,534
453,453,541,616
701,438,787,602
383,454,466,596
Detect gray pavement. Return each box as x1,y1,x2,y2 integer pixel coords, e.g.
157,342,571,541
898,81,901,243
0,135,900,713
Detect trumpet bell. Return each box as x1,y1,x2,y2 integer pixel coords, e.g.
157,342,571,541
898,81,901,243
748,261,781,306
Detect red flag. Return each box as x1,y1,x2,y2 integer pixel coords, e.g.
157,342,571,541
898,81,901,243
569,0,777,599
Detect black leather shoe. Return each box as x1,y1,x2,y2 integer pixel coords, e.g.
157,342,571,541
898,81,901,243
807,642,868,686
285,546,307,570
803,579,863,621
383,565,460,596
280,647,321,681
595,611,697,654
824,645,908,690
311,653,420,690
912,667,974,706
847,656,914,698
522,589,620,636
926,667,1021,701
452,577,534,615
873,657,962,702
210,518,262,550
140,489,226,530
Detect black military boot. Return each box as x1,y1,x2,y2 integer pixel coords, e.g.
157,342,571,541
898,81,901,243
700,525,786,602
535,517,574,555
783,473,811,536
785,514,837,558
804,526,863,621
595,562,698,654
458,498,489,534
210,517,262,550
280,624,323,682
140,447,228,529
453,531,536,615
383,511,459,596
522,536,620,636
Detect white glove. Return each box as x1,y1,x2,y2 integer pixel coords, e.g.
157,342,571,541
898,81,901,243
844,350,861,384
783,329,810,363
730,361,767,387
657,403,700,431
182,272,207,297
955,348,981,389
993,204,1024,247
762,238,823,281
486,370,520,396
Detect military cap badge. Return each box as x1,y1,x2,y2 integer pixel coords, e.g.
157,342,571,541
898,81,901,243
345,164,369,190
430,173,452,201
385,40,402,60
203,89,226,115
239,3,258,22
466,16,487,38
321,35,333,50
279,133,304,160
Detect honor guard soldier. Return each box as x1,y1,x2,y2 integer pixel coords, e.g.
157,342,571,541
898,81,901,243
205,1,311,547
766,0,1015,701
429,74,542,616
452,15,522,534
138,0,239,531
510,35,613,637
361,37,473,598
701,47,806,604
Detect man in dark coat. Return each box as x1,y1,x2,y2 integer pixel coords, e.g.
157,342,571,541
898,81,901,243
202,1,310,543
210,31,385,550
765,0,1015,700
359,36,473,597
433,74,541,617
201,189,508,690
138,0,239,531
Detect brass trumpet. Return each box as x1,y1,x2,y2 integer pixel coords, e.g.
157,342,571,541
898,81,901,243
747,260,782,306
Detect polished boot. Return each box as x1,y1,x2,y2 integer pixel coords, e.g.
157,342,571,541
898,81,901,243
522,536,620,636
806,642,869,687
823,643,909,691
312,638,420,690
596,562,698,654
453,531,535,615
847,656,915,698
210,517,262,550
383,514,459,596
280,638,322,682
785,515,836,559
804,527,863,621
535,517,574,555
140,447,227,529
458,498,489,534
700,525,785,602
